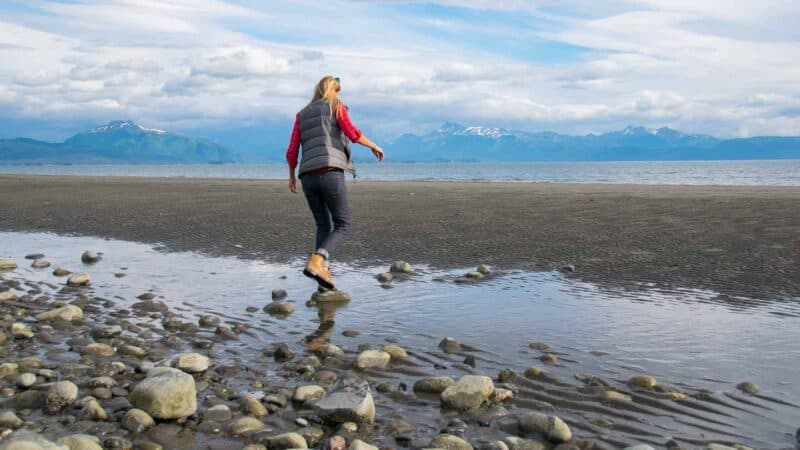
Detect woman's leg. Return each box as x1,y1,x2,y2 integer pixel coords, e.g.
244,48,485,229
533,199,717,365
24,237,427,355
301,174,333,254
317,171,350,258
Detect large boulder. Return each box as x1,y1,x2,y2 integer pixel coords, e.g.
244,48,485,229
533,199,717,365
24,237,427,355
36,305,84,322
518,412,572,443
441,375,495,410
0,430,67,449
314,376,376,424
129,367,197,419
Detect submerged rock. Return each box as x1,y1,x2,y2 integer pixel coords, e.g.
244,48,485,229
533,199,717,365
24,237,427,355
431,434,473,450
265,432,308,450
265,301,296,315
390,261,413,274
0,429,66,450
315,376,376,424
382,345,408,360
628,375,657,389
52,267,71,277
736,381,759,394
0,259,18,271
518,412,572,443
66,272,90,287
311,289,351,303
31,259,51,269
81,250,102,263
441,375,495,410
414,376,455,394
271,288,288,300
129,367,197,419
58,434,103,450
36,305,84,322
228,416,266,435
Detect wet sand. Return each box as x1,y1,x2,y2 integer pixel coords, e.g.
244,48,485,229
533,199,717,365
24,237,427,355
1,174,798,298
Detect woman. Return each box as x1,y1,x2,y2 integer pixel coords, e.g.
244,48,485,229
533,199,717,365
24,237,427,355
286,75,384,289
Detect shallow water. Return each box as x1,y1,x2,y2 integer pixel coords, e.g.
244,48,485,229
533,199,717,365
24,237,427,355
2,231,799,448
2,160,800,185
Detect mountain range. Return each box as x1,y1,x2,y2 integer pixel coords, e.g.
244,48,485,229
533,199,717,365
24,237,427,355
1,120,799,164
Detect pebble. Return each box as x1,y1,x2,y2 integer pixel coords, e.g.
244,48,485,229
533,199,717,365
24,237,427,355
477,264,491,275
81,397,108,420
11,322,34,339
242,396,268,418
81,343,116,357
46,380,78,413
119,345,147,358
561,264,576,272
228,416,266,435
355,350,391,370
122,408,155,433
264,301,296,315
518,412,572,443
128,367,197,419
601,390,632,402
66,272,91,287
0,259,18,271
172,352,211,373
524,367,548,378
538,353,558,365
0,291,18,301
16,372,37,388
0,410,23,428
294,385,326,403
465,271,484,279
736,381,759,394
52,267,71,276
295,417,309,427
265,432,308,449
271,288,288,300
439,337,464,353
342,330,360,337
349,439,378,450
198,315,220,327
441,375,495,410
36,304,84,322
628,375,657,389
390,261,413,273
0,430,63,449
58,434,103,450
204,404,233,422
81,250,102,263
382,345,408,360
31,259,51,269
376,272,393,283
414,376,455,394
503,436,547,450
431,433,474,450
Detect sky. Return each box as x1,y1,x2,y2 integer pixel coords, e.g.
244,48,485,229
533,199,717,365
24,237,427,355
1,0,799,144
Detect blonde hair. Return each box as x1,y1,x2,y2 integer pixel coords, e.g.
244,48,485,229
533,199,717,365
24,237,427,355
308,75,344,119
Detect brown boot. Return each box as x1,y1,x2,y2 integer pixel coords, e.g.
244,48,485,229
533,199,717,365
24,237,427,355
303,253,335,289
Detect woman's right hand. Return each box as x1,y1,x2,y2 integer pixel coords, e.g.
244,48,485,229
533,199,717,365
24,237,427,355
371,145,384,162
288,175,298,193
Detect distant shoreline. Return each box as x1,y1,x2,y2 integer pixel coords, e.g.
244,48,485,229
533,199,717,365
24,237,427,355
2,174,798,298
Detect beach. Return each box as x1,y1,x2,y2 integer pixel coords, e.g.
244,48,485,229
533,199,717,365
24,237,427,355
0,174,798,298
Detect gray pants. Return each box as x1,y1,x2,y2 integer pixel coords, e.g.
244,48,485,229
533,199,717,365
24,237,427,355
300,169,350,260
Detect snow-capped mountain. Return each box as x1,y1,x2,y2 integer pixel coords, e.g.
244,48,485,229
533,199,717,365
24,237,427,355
89,120,166,135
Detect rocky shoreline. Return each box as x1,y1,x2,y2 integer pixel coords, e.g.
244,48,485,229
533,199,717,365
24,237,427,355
0,251,791,450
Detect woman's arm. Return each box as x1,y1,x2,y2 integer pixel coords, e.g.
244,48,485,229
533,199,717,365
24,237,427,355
338,105,384,161
286,114,300,193
355,135,384,161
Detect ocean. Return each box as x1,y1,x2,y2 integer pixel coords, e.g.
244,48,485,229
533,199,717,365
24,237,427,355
1,159,799,185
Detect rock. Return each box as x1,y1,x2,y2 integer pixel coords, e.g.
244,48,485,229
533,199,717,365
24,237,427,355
273,343,295,361
431,434,473,450
441,375,495,410
294,385,326,403
11,322,33,339
538,354,558,365
265,432,308,450
706,446,737,450
36,305,84,322
0,291,18,301
518,412,572,443
119,345,147,358
390,261,412,274
129,367,197,419
241,396,268,417
0,430,67,450
502,436,547,450
736,381,759,394
31,259,51,269
122,408,154,433
228,416,266,435
205,404,233,422
529,342,549,351
0,410,23,428
561,265,576,273
264,301,296,315
295,417,309,427
271,289,288,300
439,337,463,353
52,267,71,277
524,367,548,378
342,330,359,337
46,380,79,413
315,376,376,424
601,390,632,402
328,436,346,450
622,446,655,450
310,289,351,303
349,440,378,450
66,273,90,287
492,388,513,402
355,350,391,370
171,353,210,373
376,272,393,283
81,250,102,263
628,375,657,389
15,390,46,409
81,398,108,420
0,260,18,271
265,394,288,408
58,434,103,450
16,372,37,387
81,343,116,357
198,315,219,327
477,264,491,275
414,376,455,394
465,271,484,279
382,345,408,360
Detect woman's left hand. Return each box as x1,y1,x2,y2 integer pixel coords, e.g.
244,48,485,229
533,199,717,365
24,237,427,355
288,175,298,193
371,145,384,162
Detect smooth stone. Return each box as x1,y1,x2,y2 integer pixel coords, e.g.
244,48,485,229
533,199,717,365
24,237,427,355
265,301,296,315
310,289,351,303
538,354,558,365
11,323,34,339
128,367,197,419
294,385,326,403
414,377,455,394
502,436,547,450
465,271,484,279
46,381,78,413
0,429,66,449
264,432,308,450
376,272,393,283
314,376,376,424
242,396,268,418
16,372,37,388
628,375,657,389
492,388,513,402
0,410,23,428
622,446,655,450
228,416,266,435
439,337,463,353
52,267,71,277
0,291,18,301
601,390,632,402
58,434,103,450
0,260,18,271
736,381,759,394
31,259,51,269
81,398,108,420
198,315,220,327
382,345,408,360
271,289,288,300
36,305,84,322
295,417,309,427
81,343,116,357
81,250,102,263
518,412,572,443
389,261,413,274
561,264,576,273
342,330,359,337
524,367,548,378
349,439,378,450
119,345,147,358
66,272,91,287
172,353,211,373
529,342,549,351
441,376,495,410
204,404,232,422
477,264,491,275
431,434,473,450
355,350,391,370
121,408,154,433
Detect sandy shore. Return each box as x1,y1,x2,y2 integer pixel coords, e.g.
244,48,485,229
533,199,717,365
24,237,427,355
0,174,798,298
